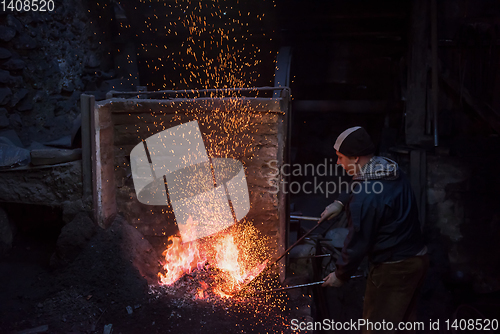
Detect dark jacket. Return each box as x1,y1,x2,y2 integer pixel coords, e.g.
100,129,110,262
335,169,425,281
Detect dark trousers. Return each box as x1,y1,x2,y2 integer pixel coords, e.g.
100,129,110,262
362,254,429,333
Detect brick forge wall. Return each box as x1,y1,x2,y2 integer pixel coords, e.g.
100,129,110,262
95,97,287,259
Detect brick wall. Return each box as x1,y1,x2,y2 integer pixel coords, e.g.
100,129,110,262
95,97,287,258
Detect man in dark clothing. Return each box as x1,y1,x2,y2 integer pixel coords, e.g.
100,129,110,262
321,126,428,333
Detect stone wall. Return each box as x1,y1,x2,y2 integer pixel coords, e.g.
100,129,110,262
95,97,287,258
0,161,82,205
0,1,114,227
426,151,500,295
0,0,112,146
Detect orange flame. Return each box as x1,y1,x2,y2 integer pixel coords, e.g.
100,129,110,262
158,221,268,299
158,235,206,285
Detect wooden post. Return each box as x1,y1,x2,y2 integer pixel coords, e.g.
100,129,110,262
80,94,95,209
406,0,429,146
82,94,117,227
95,103,117,228
410,149,427,228
431,0,439,146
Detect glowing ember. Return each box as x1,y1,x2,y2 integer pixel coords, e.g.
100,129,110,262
158,219,269,298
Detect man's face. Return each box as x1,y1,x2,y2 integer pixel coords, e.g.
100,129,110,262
336,151,359,176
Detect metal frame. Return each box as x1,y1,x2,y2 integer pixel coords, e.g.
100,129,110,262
105,86,291,99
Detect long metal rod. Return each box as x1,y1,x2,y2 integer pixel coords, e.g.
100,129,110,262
264,281,324,293
259,275,363,293
107,86,290,97
294,254,331,259
290,215,322,221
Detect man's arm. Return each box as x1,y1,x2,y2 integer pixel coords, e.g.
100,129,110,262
334,197,381,281
336,191,349,207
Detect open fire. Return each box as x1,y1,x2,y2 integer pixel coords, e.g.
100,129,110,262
158,218,269,299
149,219,291,333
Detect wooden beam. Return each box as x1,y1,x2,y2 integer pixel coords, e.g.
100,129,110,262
293,100,402,113
440,73,500,134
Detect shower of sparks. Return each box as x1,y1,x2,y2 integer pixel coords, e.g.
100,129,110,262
158,0,271,90
101,0,289,329
100,0,276,90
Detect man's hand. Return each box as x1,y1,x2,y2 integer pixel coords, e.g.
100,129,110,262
322,271,344,287
321,201,343,221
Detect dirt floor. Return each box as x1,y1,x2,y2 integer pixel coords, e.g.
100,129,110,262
3,215,500,334
0,215,306,334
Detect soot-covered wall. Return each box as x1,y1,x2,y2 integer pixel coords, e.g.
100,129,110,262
0,0,112,146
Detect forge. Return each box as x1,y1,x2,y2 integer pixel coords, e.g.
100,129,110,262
83,87,292,299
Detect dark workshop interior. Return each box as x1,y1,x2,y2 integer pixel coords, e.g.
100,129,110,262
1,0,500,333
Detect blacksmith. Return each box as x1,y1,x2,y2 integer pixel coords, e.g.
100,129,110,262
320,126,428,333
